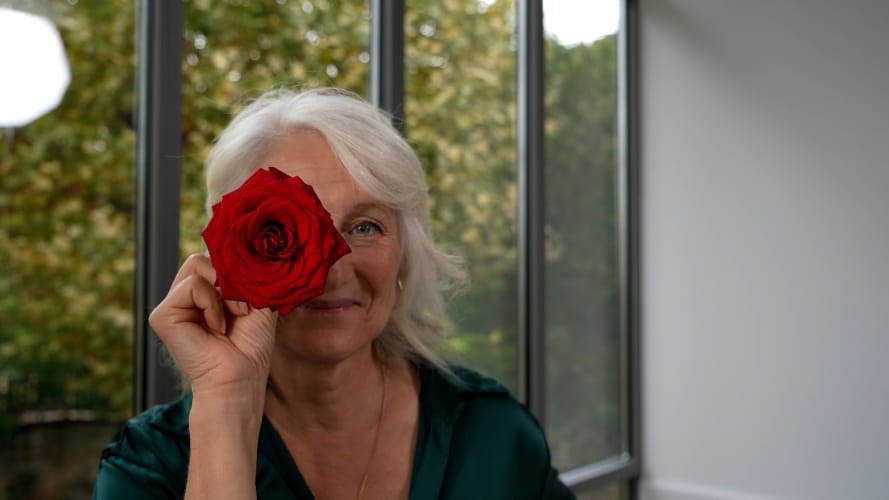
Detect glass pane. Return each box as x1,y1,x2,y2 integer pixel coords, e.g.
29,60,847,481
543,0,623,470
0,2,136,497
180,0,372,258
404,0,519,392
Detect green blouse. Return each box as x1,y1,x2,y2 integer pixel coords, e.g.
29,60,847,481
93,365,575,499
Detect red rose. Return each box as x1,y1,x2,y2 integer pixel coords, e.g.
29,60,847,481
202,167,351,313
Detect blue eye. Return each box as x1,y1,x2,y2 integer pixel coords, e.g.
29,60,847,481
351,221,382,236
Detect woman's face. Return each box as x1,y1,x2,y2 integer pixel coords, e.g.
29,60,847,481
259,129,401,363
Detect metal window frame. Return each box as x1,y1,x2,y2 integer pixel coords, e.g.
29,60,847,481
133,0,184,412
517,0,548,423
371,0,406,130
134,0,641,493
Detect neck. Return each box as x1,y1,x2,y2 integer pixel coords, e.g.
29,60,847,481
264,347,386,434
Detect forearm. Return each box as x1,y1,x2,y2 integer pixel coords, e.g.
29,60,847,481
184,389,266,499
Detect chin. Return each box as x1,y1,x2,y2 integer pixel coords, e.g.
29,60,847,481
274,324,378,365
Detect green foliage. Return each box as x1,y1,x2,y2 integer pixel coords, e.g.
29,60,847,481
178,0,372,257
1,0,621,476
404,0,520,390
544,34,622,469
0,0,136,426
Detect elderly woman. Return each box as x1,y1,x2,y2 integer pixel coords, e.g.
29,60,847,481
93,88,574,499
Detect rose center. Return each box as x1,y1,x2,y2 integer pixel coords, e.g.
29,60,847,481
256,222,295,259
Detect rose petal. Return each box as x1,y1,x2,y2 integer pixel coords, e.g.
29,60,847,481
202,167,352,313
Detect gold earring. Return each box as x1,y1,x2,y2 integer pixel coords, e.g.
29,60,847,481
397,279,404,291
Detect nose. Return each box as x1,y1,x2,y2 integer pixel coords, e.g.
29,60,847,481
323,251,352,292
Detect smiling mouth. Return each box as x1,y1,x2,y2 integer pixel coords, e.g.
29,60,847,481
301,298,357,313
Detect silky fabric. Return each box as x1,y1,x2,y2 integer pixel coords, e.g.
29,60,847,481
93,365,576,499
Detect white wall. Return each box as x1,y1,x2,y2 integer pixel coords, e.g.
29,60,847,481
638,1,889,499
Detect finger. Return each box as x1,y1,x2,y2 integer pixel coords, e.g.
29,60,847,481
189,277,227,334
170,253,218,289
250,307,279,326
152,273,226,336
227,307,280,353
225,300,249,316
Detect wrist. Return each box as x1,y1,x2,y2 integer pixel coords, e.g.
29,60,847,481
185,404,262,500
190,380,267,415
187,389,266,466
188,383,267,441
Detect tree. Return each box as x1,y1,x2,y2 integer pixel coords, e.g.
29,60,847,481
0,0,137,429
544,34,621,469
1,0,620,495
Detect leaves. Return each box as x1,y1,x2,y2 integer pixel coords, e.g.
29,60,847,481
0,1,136,423
1,6,621,472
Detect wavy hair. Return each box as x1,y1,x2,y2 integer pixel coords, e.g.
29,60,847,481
204,88,467,369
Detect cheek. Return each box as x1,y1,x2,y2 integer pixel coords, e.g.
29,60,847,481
353,244,400,296
371,248,402,287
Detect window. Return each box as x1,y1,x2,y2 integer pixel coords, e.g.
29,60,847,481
404,0,520,391
0,2,136,498
543,0,629,474
2,0,638,496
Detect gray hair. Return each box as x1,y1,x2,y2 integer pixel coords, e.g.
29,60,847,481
205,87,467,369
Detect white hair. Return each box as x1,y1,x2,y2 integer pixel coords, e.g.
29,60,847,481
205,87,467,369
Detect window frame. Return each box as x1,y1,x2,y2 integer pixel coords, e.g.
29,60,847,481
133,0,184,409
133,0,640,494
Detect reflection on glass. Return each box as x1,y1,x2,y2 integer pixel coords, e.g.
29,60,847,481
180,1,371,257
543,0,622,470
405,0,519,392
0,2,136,497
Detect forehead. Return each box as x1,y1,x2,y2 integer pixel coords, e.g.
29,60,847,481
258,129,369,211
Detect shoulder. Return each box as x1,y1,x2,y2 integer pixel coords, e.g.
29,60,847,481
94,394,191,498
422,364,549,457
419,365,564,498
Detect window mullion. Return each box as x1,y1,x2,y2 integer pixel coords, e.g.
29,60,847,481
371,0,405,132
516,0,546,423
134,0,184,412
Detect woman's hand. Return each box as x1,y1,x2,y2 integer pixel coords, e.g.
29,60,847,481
150,253,275,499
149,253,278,402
